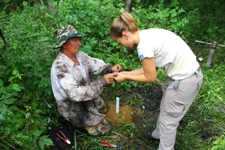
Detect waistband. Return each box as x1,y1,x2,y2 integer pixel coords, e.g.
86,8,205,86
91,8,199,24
191,66,201,76
173,66,201,90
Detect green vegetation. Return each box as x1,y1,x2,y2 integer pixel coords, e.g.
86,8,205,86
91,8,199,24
0,0,225,149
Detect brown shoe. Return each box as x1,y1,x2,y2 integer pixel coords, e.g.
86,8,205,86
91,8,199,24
85,119,111,136
85,126,102,136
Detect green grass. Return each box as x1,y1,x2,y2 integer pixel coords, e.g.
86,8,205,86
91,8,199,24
68,62,225,150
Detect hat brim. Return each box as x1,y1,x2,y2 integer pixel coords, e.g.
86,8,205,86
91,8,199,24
53,33,86,49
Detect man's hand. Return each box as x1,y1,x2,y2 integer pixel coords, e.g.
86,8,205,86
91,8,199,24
111,64,122,72
104,73,116,84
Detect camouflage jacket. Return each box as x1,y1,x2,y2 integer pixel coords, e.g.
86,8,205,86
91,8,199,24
51,51,112,127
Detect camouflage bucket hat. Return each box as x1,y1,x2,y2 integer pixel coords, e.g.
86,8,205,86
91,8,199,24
54,25,86,49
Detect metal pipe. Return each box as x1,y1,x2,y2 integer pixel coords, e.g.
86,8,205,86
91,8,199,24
196,40,225,47
206,41,218,67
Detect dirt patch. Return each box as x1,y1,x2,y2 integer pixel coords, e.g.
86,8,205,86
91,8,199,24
131,85,162,134
105,101,135,124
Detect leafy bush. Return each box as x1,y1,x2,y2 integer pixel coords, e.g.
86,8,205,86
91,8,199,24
211,134,225,150
0,2,57,149
0,0,224,149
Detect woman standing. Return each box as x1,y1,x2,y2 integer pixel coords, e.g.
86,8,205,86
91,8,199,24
110,11,203,150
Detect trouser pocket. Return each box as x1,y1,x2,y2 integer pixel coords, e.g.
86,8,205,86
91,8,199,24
165,100,185,117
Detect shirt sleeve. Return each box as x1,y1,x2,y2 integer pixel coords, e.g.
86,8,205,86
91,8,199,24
137,44,154,61
80,52,113,75
137,32,155,61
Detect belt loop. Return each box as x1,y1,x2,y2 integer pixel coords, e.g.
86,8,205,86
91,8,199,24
195,71,199,76
173,80,179,90
191,67,201,77
195,67,200,76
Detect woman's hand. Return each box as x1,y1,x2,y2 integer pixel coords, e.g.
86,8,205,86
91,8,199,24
114,72,127,82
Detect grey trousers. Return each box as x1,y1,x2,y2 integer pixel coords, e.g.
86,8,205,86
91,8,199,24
152,70,203,150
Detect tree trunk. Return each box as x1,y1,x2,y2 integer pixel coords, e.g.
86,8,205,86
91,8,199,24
47,0,55,13
40,0,44,6
56,0,60,28
9,0,16,11
125,0,132,12
0,30,7,45
206,41,218,67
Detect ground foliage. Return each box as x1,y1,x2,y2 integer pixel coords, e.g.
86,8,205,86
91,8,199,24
0,0,225,149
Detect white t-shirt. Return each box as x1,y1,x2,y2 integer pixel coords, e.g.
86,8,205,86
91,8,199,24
137,28,199,80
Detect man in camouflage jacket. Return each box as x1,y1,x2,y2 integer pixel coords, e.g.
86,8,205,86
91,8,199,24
51,25,122,135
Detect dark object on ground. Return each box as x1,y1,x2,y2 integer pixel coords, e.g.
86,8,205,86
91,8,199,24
47,116,86,150
143,131,159,141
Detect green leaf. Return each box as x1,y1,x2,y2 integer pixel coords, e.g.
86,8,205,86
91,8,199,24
32,130,42,137
12,69,19,76
42,138,54,146
38,37,49,42
16,132,29,140
0,93,13,100
38,141,44,150
1,98,16,104
10,83,21,92
39,135,54,149
0,114,5,120
0,80,3,86
0,86,7,94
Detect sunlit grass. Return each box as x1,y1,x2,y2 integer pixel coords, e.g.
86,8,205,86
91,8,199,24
177,62,225,150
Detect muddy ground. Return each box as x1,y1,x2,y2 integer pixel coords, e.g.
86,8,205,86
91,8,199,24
47,84,163,150
47,84,217,150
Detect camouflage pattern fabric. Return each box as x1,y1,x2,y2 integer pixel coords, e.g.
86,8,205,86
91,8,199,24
51,51,113,128
54,25,86,49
